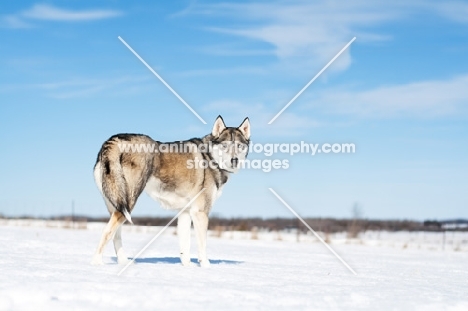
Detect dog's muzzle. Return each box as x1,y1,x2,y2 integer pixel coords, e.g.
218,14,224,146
231,157,239,168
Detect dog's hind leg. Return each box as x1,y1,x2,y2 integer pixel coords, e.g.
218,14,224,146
191,210,210,267
178,211,192,266
113,225,131,265
91,211,126,265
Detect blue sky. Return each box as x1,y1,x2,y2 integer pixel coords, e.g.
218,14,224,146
1,1,467,220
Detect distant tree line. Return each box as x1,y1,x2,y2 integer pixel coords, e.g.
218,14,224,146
2,214,467,232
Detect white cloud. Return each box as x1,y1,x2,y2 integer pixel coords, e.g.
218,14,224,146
196,43,274,57
1,3,122,28
187,1,468,75
201,73,468,133
176,66,267,77
189,1,401,73
309,74,468,118
1,15,33,29
432,1,468,24
0,75,152,99
182,1,468,127
22,4,122,21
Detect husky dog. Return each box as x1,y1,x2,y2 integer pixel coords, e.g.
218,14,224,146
91,116,250,267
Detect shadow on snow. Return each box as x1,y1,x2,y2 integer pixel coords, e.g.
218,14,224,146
111,256,243,265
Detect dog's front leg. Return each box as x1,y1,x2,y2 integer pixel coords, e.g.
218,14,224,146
191,210,210,267
177,211,192,266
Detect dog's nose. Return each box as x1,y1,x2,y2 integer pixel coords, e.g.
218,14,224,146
231,157,238,167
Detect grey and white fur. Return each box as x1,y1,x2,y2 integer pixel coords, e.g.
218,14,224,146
91,116,250,267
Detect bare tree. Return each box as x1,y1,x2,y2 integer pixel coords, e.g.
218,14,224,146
348,202,364,239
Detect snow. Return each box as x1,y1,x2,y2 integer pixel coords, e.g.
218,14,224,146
0,221,467,310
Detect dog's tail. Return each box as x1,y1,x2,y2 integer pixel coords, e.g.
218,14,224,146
96,140,133,224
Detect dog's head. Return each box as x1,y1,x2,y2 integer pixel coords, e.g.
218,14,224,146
210,116,250,173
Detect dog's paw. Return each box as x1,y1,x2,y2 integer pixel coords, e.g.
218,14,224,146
180,257,192,267
199,259,211,268
117,249,132,265
180,253,192,267
91,255,104,266
117,257,133,265
180,254,197,267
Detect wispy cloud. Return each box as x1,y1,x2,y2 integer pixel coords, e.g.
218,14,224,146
308,74,468,118
0,75,152,99
176,66,267,77
22,4,122,21
200,73,468,134
183,1,468,75
1,15,33,29
431,1,468,24
196,43,273,57
185,1,400,74
1,3,122,28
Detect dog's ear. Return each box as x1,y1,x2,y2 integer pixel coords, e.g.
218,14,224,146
238,117,250,140
212,115,226,137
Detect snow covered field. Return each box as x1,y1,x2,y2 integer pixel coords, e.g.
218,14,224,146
1,221,467,310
